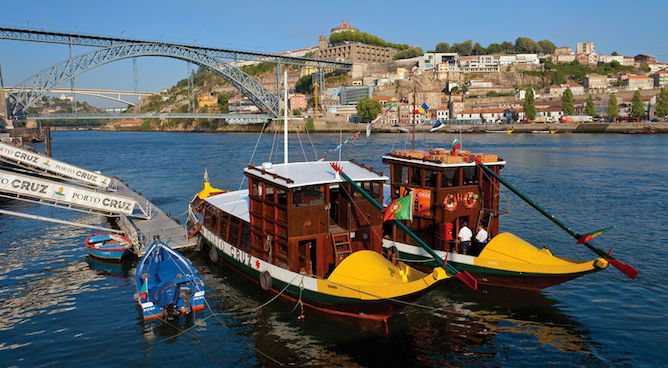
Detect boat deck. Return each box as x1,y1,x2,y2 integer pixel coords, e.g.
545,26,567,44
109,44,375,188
113,179,196,256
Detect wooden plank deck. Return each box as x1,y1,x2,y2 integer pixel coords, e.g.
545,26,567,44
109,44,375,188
112,179,196,256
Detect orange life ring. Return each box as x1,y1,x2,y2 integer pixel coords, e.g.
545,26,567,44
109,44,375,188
463,192,478,208
443,194,457,212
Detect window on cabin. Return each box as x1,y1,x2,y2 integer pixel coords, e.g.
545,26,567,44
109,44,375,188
265,185,275,202
251,181,262,197
293,185,324,206
392,166,403,184
401,167,409,185
441,168,459,188
463,167,478,185
277,188,287,206
411,167,422,186
425,170,437,188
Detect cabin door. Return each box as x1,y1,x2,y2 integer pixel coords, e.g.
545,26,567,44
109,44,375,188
298,239,316,275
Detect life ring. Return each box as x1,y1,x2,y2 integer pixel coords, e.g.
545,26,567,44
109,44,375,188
259,271,272,291
463,192,478,208
209,246,219,263
443,194,457,212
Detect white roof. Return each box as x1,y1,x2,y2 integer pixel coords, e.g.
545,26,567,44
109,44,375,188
204,189,250,222
243,161,388,188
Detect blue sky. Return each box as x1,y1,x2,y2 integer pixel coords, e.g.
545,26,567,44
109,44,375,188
1,0,666,107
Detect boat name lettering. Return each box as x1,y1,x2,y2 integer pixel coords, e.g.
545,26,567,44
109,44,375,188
75,170,97,182
13,151,39,163
8,178,48,194
327,284,338,289
101,198,133,211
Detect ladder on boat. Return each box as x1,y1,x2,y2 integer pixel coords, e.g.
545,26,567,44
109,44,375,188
331,231,352,264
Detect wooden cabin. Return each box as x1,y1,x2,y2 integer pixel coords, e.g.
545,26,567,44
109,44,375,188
382,150,506,255
194,161,388,279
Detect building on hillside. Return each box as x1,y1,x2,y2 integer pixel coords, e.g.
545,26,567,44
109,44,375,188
289,93,306,111
415,90,443,110
229,96,260,114
584,74,607,90
619,95,655,117
197,95,217,107
340,85,373,105
372,95,399,108
555,47,575,55
436,106,450,120
624,75,654,90
460,55,500,72
596,54,625,64
467,79,493,88
316,21,397,64
515,54,540,65
622,56,638,67
555,54,576,63
576,53,590,64
331,19,358,34
651,70,668,87
545,83,584,96
634,54,657,64
419,53,459,70
646,62,668,73
536,107,562,122
577,42,596,55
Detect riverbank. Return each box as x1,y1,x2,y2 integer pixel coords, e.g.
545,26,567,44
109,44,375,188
98,121,668,134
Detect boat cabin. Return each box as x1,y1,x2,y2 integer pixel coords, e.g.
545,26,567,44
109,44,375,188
382,150,506,255
195,161,387,279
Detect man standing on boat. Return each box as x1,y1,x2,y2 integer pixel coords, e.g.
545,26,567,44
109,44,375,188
458,221,472,255
475,225,488,244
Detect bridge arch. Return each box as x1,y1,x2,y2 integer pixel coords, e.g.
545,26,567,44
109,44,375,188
7,43,280,118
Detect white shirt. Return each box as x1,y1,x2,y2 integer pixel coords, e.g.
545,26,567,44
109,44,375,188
475,229,488,242
458,226,472,242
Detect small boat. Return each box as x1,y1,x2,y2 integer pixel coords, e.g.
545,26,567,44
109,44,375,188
486,129,513,134
531,130,558,134
136,238,206,321
84,233,132,260
623,127,657,134
391,124,409,132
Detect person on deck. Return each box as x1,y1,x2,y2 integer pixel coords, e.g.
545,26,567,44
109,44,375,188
458,221,472,255
476,225,489,244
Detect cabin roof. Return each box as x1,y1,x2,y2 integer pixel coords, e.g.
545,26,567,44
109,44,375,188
383,155,506,168
244,161,388,188
204,189,250,222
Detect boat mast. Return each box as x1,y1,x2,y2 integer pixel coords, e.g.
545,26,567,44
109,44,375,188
284,69,289,164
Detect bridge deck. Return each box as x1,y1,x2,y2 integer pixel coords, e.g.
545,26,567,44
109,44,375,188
113,179,196,256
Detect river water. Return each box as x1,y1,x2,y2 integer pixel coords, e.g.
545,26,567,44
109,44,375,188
0,130,666,367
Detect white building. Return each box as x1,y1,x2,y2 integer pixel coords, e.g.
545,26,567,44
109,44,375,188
436,106,450,120
577,42,596,55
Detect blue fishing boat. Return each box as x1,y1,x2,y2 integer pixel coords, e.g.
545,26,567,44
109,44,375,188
84,233,132,260
136,238,206,321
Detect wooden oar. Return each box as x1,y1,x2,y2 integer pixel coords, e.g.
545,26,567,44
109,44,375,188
329,163,478,289
472,157,638,279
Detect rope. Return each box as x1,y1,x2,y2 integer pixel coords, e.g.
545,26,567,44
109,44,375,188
304,120,318,161
268,129,278,163
338,183,385,244
239,121,269,190
295,126,308,161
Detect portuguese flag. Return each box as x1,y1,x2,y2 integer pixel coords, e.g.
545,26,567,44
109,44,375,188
577,226,613,244
383,193,414,222
139,274,149,299
450,139,461,154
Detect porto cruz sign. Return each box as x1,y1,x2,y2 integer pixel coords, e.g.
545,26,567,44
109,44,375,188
0,142,112,189
0,170,136,215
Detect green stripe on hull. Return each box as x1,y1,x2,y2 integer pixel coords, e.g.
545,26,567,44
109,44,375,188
203,238,379,306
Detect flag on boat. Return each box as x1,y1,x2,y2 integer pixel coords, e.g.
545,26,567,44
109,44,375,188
139,274,149,299
430,120,445,132
577,226,614,244
383,192,414,222
450,138,461,154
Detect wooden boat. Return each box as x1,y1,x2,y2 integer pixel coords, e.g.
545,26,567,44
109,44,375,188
189,160,450,321
84,233,132,260
380,149,609,291
486,129,513,134
531,130,558,134
135,238,206,321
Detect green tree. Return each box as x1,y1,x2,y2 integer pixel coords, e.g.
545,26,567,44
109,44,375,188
393,47,424,60
501,41,514,53
451,40,473,55
295,75,314,94
515,37,540,53
585,94,596,116
356,97,382,122
472,42,485,55
640,64,650,73
217,93,230,113
435,42,450,53
608,93,619,120
523,88,537,120
611,51,619,56
305,117,315,131
562,87,575,115
631,91,645,118
537,40,556,54
656,88,668,118
486,43,504,54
